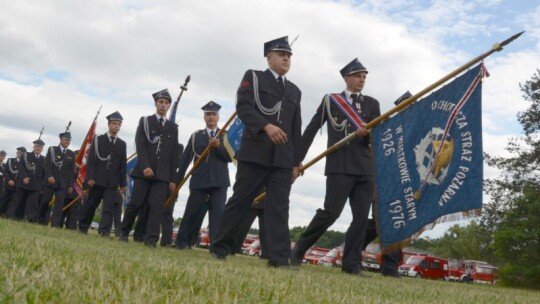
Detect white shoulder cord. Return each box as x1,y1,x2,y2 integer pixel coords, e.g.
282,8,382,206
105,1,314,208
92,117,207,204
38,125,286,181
23,152,36,172
50,147,63,168
7,158,19,175
94,135,111,161
143,116,161,144
322,94,348,134
252,71,282,121
191,132,201,158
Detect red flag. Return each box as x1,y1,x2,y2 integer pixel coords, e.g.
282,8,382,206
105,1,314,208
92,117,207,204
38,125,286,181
74,109,100,195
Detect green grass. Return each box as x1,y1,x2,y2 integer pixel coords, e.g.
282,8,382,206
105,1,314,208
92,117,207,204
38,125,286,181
1,219,538,303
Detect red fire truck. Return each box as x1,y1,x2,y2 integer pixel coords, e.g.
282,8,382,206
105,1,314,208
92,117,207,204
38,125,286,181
399,255,449,280
318,247,343,267
362,243,382,270
448,259,498,284
303,247,330,265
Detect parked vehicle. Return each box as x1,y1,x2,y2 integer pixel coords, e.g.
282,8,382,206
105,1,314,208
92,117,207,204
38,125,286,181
399,255,449,280
318,247,343,267
241,234,258,254
448,259,465,281
360,243,429,271
245,239,262,256
448,259,498,284
361,243,382,270
472,264,498,284
197,229,210,248
303,247,330,265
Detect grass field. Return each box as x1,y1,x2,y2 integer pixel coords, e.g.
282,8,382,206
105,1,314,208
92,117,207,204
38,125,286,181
1,219,538,303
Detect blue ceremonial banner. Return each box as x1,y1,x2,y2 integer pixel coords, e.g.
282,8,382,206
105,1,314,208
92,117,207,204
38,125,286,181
168,100,179,123
124,155,137,208
223,117,244,160
372,64,487,248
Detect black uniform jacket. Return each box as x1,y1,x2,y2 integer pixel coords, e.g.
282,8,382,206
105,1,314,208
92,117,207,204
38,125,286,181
0,162,4,187
235,69,302,169
176,129,232,189
3,158,20,191
302,91,381,176
86,134,127,189
18,152,45,191
43,146,75,189
131,115,179,183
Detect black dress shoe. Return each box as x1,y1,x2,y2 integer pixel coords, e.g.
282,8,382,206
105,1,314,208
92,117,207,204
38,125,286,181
290,256,303,267
145,241,157,248
210,251,227,260
118,236,128,243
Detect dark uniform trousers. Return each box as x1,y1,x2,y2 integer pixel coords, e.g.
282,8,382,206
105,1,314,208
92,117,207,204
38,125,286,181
0,189,16,217
293,174,373,273
38,186,68,226
61,191,79,229
212,161,292,265
17,189,41,221
121,178,168,243
364,219,401,276
133,194,175,245
232,205,267,258
0,190,17,216
98,191,123,236
79,186,119,234
175,187,226,248
188,198,208,246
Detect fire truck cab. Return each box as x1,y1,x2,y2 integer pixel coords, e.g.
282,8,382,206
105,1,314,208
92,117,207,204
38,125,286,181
399,255,449,280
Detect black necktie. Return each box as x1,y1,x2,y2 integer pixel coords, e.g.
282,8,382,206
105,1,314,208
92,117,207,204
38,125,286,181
62,149,66,154
110,136,116,145
159,117,164,126
277,76,284,98
210,130,215,137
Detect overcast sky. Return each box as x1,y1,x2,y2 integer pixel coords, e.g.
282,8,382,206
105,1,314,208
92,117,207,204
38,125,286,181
1,0,538,238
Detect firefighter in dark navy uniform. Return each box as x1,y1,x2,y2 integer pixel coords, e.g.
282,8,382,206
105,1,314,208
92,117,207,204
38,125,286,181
15,137,46,222
174,101,233,249
79,111,127,236
210,36,303,268
291,58,381,275
38,129,76,226
0,147,25,217
119,89,179,247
